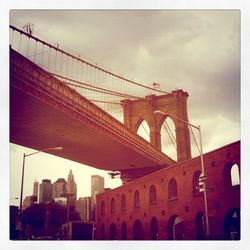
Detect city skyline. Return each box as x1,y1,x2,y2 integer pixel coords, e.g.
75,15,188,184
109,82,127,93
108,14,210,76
10,147,118,207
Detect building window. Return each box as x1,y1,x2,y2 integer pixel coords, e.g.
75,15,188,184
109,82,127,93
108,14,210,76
109,223,117,240
110,197,115,213
101,201,105,216
231,164,240,186
134,190,140,208
149,185,157,204
121,194,126,211
168,178,177,199
151,217,158,240
121,221,127,240
224,162,240,188
101,224,105,240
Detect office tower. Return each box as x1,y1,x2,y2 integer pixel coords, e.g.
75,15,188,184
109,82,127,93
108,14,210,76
39,179,53,203
91,175,104,221
66,169,77,196
75,197,92,221
53,178,67,199
66,169,77,207
33,180,39,198
91,175,104,197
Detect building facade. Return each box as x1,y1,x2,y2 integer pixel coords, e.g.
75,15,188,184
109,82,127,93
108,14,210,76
39,179,53,203
91,175,105,221
96,141,240,240
66,170,77,207
91,175,104,197
75,197,92,221
53,178,67,199
33,180,39,199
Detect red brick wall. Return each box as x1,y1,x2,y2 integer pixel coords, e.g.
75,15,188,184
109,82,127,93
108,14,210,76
96,141,240,240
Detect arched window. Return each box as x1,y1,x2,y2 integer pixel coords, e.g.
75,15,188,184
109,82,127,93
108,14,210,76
134,190,140,208
133,220,144,240
100,224,105,240
223,208,240,240
137,120,150,142
231,164,240,186
167,215,184,240
224,162,240,188
121,221,127,240
195,211,206,240
121,194,126,211
168,178,177,199
110,197,115,213
109,223,117,240
101,201,105,216
151,217,158,240
149,185,157,204
192,170,202,195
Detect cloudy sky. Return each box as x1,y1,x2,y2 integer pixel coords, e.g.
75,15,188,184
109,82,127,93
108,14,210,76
8,10,241,206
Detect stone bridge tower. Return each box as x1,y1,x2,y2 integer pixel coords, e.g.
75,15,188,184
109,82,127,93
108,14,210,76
122,89,191,162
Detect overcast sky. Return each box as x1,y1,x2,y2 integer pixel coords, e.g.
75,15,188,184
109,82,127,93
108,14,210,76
8,10,240,205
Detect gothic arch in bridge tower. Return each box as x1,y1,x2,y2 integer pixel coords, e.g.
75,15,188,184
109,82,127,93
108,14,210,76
121,89,191,162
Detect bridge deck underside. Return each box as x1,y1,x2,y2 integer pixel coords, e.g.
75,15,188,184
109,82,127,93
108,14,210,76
10,86,165,173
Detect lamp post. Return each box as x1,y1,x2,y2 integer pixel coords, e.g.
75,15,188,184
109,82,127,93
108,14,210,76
154,110,210,238
19,147,63,213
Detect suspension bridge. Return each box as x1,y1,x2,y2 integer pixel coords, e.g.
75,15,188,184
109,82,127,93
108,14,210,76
9,25,181,182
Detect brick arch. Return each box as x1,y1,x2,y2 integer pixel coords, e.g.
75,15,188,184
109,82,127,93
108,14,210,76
121,90,191,161
223,208,240,239
134,116,152,133
167,215,184,240
136,118,151,142
223,161,240,188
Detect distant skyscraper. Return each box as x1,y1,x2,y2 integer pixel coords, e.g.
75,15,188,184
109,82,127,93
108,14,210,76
66,169,77,196
66,169,77,207
91,175,104,221
91,175,104,197
33,180,39,198
53,178,67,199
39,179,53,203
75,197,92,221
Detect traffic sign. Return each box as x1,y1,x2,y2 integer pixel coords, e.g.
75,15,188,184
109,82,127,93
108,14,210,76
199,175,207,182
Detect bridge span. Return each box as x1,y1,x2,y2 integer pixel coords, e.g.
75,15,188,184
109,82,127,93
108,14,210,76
10,48,176,182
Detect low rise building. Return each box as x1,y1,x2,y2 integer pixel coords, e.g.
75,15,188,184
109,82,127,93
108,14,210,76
96,141,240,240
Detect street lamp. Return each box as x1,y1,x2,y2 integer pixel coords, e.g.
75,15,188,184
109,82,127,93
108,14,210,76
154,110,210,238
19,147,63,213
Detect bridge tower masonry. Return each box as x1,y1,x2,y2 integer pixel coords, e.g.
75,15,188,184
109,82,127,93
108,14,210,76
121,89,191,162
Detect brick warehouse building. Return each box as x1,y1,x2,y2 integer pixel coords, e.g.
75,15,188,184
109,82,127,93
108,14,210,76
96,141,240,240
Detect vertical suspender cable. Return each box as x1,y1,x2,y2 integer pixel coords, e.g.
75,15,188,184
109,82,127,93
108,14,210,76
33,41,37,63
26,37,30,57
41,44,44,67
54,49,58,74
48,46,51,71
10,29,15,47
18,33,22,52
60,52,63,75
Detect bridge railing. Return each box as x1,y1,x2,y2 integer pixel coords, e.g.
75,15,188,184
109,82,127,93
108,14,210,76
10,48,176,166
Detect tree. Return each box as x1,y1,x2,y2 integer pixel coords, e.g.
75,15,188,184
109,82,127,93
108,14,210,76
21,202,81,234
